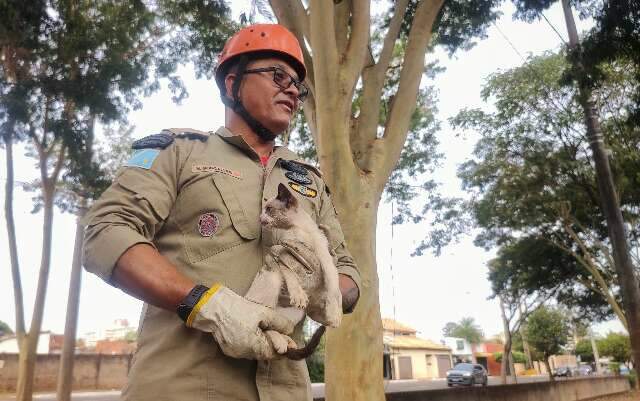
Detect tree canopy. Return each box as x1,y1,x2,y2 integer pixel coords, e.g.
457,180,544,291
427,51,639,327
0,321,13,337
442,317,484,344
525,306,570,358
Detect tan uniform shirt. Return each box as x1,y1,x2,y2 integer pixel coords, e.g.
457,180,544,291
82,127,361,401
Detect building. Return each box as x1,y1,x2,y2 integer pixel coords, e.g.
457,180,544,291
95,339,136,355
382,319,453,380
442,337,474,364
472,342,503,376
84,319,135,348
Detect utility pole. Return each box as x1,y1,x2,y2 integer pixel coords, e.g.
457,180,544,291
561,0,640,384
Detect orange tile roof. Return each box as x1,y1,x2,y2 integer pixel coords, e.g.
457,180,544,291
382,318,417,335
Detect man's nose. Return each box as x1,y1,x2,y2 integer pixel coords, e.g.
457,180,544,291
283,81,300,102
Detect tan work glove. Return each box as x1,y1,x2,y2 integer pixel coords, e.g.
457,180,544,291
186,284,294,360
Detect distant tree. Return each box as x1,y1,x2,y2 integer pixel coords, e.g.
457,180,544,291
0,321,13,337
442,317,484,344
599,332,631,366
494,351,526,364
575,338,595,363
511,0,640,378
525,306,570,381
0,2,233,401
124,330,137,343
442,322,459,338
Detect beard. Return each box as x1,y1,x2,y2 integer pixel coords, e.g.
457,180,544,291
255,125,278,142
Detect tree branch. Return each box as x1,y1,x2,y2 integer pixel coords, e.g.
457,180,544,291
270,0,315,93
355,0,408,170
334,0,350,56
374,0,444,190
342,0,369,88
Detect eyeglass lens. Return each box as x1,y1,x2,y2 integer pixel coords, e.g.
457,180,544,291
273,68,308,101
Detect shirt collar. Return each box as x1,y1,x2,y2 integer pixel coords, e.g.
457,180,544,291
214,126,298,162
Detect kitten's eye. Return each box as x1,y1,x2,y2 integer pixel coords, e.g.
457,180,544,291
266,206,273,213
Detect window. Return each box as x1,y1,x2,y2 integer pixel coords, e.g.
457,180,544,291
456,340,464,350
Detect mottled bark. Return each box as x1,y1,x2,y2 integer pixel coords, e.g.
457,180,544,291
15,139,66,401
3,128,26,345
56,203,87,401
268,2,445,399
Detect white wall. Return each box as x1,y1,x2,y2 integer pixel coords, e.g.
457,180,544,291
0,333,50,354
443,337,472,356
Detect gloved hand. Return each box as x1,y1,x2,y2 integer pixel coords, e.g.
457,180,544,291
186,284,294,360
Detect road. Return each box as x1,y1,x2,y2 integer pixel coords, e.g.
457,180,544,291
0,375,578,400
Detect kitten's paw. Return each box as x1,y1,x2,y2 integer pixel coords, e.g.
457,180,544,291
266,330,293,354
288,288,309,309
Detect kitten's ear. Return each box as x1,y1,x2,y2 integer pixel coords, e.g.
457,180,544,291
277,183,298,209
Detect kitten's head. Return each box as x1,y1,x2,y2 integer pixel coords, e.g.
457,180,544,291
260,183,299,229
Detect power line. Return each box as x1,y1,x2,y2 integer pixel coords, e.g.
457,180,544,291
492,22,527,63
541,12,568,45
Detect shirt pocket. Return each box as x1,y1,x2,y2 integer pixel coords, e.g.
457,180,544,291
175,174,258,263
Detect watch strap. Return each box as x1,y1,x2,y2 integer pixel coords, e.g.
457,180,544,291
185,283,222,327
177,284,210,322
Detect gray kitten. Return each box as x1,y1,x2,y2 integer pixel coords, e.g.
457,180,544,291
245,183,342,359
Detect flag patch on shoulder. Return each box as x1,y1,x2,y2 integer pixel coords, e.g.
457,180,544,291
125,149,160,170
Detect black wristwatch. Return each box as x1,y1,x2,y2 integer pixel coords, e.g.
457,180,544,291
176,284,210,322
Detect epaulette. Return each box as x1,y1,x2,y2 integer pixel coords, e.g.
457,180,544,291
131,128,210,150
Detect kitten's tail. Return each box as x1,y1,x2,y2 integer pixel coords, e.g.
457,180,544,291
284,325,326,360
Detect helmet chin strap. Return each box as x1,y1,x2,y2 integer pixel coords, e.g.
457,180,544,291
222,56,278,142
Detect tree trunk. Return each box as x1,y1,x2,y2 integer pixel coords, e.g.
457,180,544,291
56,203,87,401
16,188,55,401
590,329,601,374
545,356,554,382
324,193,384,401
3,128,26,344
499,296,511,384
518,303,532,370
562,0,640,383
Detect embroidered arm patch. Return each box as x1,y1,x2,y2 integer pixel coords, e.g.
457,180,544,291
125,149,161,170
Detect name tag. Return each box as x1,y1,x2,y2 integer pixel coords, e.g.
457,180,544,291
192,163,242,179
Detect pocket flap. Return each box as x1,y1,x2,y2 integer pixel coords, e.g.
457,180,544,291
212,174,258,240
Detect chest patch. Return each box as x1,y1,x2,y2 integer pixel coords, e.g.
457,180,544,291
288,182,317,198
280,160,308,175
192,163,242,179
198,213,220,237
285,171,312,185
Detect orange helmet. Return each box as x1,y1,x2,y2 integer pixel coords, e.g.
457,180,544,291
215,24,306,89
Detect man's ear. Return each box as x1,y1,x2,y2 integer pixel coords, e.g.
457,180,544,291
224,73,236,100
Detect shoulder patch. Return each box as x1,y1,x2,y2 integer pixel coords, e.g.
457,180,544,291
132,133,174,150
175,132,209,142
125,149,160,169
165,127,210,142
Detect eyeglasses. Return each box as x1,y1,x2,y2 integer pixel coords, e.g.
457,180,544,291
243,66,309,102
